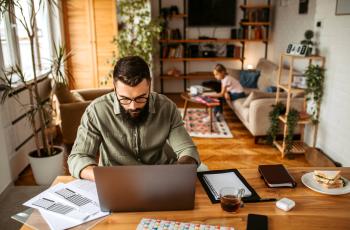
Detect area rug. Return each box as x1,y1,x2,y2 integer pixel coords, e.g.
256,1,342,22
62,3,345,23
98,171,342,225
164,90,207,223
179,108,233,138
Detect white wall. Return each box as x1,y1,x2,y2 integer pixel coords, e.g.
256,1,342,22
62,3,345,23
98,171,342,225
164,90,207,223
151,0,267,92
310,0,350,166
269,0,350,166
268,0,316,64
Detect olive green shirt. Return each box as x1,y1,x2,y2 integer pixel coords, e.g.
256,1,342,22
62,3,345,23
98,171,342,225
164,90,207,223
68,92,200,178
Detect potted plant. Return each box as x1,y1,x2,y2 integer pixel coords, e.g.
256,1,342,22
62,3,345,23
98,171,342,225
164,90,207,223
101,0,162,86
0,0,71,185
305,64,325,123
301,30,315,56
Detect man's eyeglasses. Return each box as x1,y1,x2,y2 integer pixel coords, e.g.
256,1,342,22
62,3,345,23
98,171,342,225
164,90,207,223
116,93,149,105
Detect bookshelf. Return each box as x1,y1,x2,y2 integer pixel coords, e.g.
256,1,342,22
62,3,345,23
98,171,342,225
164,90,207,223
158,0,271,93
273,53,325,158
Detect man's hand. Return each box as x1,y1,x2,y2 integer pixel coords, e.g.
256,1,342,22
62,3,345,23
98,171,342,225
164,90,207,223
80,165,97,181
177,156,197,165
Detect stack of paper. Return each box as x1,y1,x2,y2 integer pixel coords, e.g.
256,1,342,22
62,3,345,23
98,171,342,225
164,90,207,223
23,180,109,230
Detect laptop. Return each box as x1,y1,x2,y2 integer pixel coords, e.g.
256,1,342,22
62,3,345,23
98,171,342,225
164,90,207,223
93,164,197,212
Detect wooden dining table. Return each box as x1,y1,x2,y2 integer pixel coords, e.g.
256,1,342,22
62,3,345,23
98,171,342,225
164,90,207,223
21,167,350,230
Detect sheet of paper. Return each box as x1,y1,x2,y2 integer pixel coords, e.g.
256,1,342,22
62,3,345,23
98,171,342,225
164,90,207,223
23,180,109,230
203,172,252,199
65,179,100,204
39,209,108,230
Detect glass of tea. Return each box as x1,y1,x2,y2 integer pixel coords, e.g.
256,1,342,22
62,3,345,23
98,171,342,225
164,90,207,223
219,187,245,213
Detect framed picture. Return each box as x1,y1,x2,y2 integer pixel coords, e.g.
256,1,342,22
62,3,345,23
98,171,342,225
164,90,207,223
336,0,350,15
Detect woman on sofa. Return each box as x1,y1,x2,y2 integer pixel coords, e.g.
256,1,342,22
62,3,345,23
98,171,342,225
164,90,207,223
204,64,245,121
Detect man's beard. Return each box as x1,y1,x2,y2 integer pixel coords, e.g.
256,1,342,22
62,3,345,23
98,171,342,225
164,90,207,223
119,101,149,128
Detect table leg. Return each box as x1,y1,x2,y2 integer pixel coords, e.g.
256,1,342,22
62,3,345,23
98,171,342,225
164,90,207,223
209,107,213,133
183,99,188,120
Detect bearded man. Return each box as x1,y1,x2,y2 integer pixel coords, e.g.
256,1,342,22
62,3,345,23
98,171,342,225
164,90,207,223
68,56,201,181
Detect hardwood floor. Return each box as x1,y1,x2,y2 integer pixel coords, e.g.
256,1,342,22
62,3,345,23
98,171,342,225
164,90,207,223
15,93,310,185
166,93,310,170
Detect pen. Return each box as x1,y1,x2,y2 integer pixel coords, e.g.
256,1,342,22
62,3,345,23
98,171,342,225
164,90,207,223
244,198,277,203
258,198,277,202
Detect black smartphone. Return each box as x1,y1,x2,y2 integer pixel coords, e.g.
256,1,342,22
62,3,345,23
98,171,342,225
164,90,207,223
246,214,268,230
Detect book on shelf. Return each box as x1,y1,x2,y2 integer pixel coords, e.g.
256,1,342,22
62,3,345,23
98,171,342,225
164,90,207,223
244,26,267,40
245,8,269,22
162,45,184,58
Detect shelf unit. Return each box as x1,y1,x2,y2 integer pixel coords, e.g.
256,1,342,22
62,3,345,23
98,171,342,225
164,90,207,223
158,0,271,93
273,53,325,158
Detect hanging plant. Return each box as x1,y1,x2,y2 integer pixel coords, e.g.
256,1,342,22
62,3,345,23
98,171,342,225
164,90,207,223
285,109,300,153
267,102,286,144
305,64,325,124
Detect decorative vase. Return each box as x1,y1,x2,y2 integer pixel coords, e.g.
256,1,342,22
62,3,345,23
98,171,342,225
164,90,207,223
28,146,64,185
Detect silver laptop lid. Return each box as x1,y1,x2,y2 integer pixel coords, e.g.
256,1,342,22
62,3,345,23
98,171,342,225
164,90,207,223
93,164,197,212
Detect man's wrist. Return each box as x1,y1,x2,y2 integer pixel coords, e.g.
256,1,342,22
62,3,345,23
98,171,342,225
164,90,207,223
80,164,97,180
177,156,197,165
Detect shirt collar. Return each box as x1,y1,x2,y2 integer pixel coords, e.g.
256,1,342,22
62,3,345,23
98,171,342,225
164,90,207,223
113,92,156,115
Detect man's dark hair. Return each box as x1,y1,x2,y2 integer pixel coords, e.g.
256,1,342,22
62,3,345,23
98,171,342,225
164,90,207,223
113,56,151,86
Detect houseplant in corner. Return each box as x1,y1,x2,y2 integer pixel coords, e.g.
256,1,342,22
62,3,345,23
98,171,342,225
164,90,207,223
102,0,162,86
0,0,71,185
305,64,325,124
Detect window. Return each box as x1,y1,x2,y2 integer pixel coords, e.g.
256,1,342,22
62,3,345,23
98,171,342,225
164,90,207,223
0,0,61,81
15,0,35,73
0,15,12,68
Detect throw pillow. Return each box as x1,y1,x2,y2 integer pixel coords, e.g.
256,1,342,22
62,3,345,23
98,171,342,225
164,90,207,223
265,86,277,93
226,68,241,81
239,70,260,88
243,91,287,108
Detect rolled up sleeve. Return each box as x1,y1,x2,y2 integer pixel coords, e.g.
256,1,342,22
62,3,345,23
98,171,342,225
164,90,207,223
68,108,101,178
167,104,201,165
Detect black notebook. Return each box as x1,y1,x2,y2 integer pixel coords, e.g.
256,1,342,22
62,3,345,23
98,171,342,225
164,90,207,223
258,164,297,188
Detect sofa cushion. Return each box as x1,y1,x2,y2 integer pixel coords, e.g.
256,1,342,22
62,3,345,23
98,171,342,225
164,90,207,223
54,83,85,103
226,68,241,81
233,98,249,122
256,58,278,91
71,91,85,102
243,91,288,108
239,70,260,88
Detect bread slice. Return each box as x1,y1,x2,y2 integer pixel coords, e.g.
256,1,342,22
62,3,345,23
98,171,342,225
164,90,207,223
313,170,346,189
314,170,341,182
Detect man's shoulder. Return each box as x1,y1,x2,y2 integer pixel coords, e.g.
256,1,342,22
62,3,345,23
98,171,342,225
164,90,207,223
87,92,114,112
152,92,176,108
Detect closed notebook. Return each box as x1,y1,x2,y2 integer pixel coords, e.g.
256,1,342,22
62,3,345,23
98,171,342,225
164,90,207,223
258,164,297,188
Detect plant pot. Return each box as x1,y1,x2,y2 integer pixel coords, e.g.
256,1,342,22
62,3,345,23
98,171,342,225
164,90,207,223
28,146,64,185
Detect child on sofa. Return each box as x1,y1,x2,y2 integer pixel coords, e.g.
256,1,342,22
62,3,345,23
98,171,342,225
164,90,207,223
203,64,245,121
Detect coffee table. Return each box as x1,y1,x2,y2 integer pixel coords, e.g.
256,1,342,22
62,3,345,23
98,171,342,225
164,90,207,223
181,92,220,132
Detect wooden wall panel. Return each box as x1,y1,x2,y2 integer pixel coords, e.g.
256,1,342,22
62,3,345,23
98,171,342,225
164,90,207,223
93,0,118,87
62,0,117,89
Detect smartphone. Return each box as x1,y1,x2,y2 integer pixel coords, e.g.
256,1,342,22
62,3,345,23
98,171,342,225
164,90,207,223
246,214,268,230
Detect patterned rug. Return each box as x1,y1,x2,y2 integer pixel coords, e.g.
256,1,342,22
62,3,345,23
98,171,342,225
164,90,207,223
179,108,233,138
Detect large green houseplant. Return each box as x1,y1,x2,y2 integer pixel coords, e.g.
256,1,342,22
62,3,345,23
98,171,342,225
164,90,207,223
102,0,162,85
0,0,71,184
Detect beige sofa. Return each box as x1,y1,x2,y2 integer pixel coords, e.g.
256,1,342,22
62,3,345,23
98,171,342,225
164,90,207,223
226,59,304,141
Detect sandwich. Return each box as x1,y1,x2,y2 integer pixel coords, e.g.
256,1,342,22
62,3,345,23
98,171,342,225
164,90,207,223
313,170,346,189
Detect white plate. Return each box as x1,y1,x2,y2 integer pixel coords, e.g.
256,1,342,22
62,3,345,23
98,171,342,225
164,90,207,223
301,172,350,195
